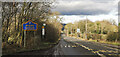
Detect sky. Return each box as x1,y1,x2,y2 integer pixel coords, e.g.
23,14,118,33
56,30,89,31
52,0,119,24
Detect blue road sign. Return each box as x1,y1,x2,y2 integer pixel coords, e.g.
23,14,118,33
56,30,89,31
62,27,65,31
61,23,67,31
22,20,38,31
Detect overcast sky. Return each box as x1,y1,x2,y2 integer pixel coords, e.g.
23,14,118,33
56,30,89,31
52,0,119,24
0,0,119,24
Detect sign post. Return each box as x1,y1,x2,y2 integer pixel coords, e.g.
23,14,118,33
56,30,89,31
77,28,80,37
77,28,80,33
22,20,38,47
24,31,26,47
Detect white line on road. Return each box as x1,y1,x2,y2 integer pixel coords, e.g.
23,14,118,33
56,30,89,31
97,52,106,57
68,45,71,47
65,46,67,47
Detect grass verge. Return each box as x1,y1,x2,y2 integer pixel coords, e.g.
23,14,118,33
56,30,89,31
70,36,120,46
2,41,59,55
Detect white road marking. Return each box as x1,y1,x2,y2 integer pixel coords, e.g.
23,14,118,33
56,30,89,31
65,46,67,47
61,45,63,48
97,52,106,57
68,45,71,47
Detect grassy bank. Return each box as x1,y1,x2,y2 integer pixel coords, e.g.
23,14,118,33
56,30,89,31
69,36,120,46
2,40,60,55
88,39,120,46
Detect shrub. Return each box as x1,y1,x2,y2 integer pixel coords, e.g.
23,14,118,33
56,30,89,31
87,33,92,40
46,23,61,43
92,34,101,40
107,32,118,42
101,34,107,40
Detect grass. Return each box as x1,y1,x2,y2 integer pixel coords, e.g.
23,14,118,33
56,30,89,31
88,39,120,46
2,41,58,55
88,39,97,42
70,35,120,46
100,41,120,46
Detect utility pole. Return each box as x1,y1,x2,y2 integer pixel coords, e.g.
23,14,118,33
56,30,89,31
85,17,87,40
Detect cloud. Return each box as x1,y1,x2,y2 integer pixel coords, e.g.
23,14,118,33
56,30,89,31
52,0,119,15
59,15,118,25
118,1,120,23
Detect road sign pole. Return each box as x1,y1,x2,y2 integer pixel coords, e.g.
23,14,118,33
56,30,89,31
24,31,26,47
22,20,38,47
34,31,35,46
34,31,35,37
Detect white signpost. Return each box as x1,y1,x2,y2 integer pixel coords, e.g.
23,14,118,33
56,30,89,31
42,23,46,39
77,28,80,37
77,28,80,33
42,28,45,35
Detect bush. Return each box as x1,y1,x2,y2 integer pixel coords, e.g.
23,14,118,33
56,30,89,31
107,32,118,42
46,23,61,43
87,33,92,40
101,34,107,40
92,34,101,40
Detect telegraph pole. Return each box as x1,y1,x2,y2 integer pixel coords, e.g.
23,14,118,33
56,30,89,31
85,17,87,40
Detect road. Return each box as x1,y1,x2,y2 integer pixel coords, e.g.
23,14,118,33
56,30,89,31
53,34,119,57
2,34,119,57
